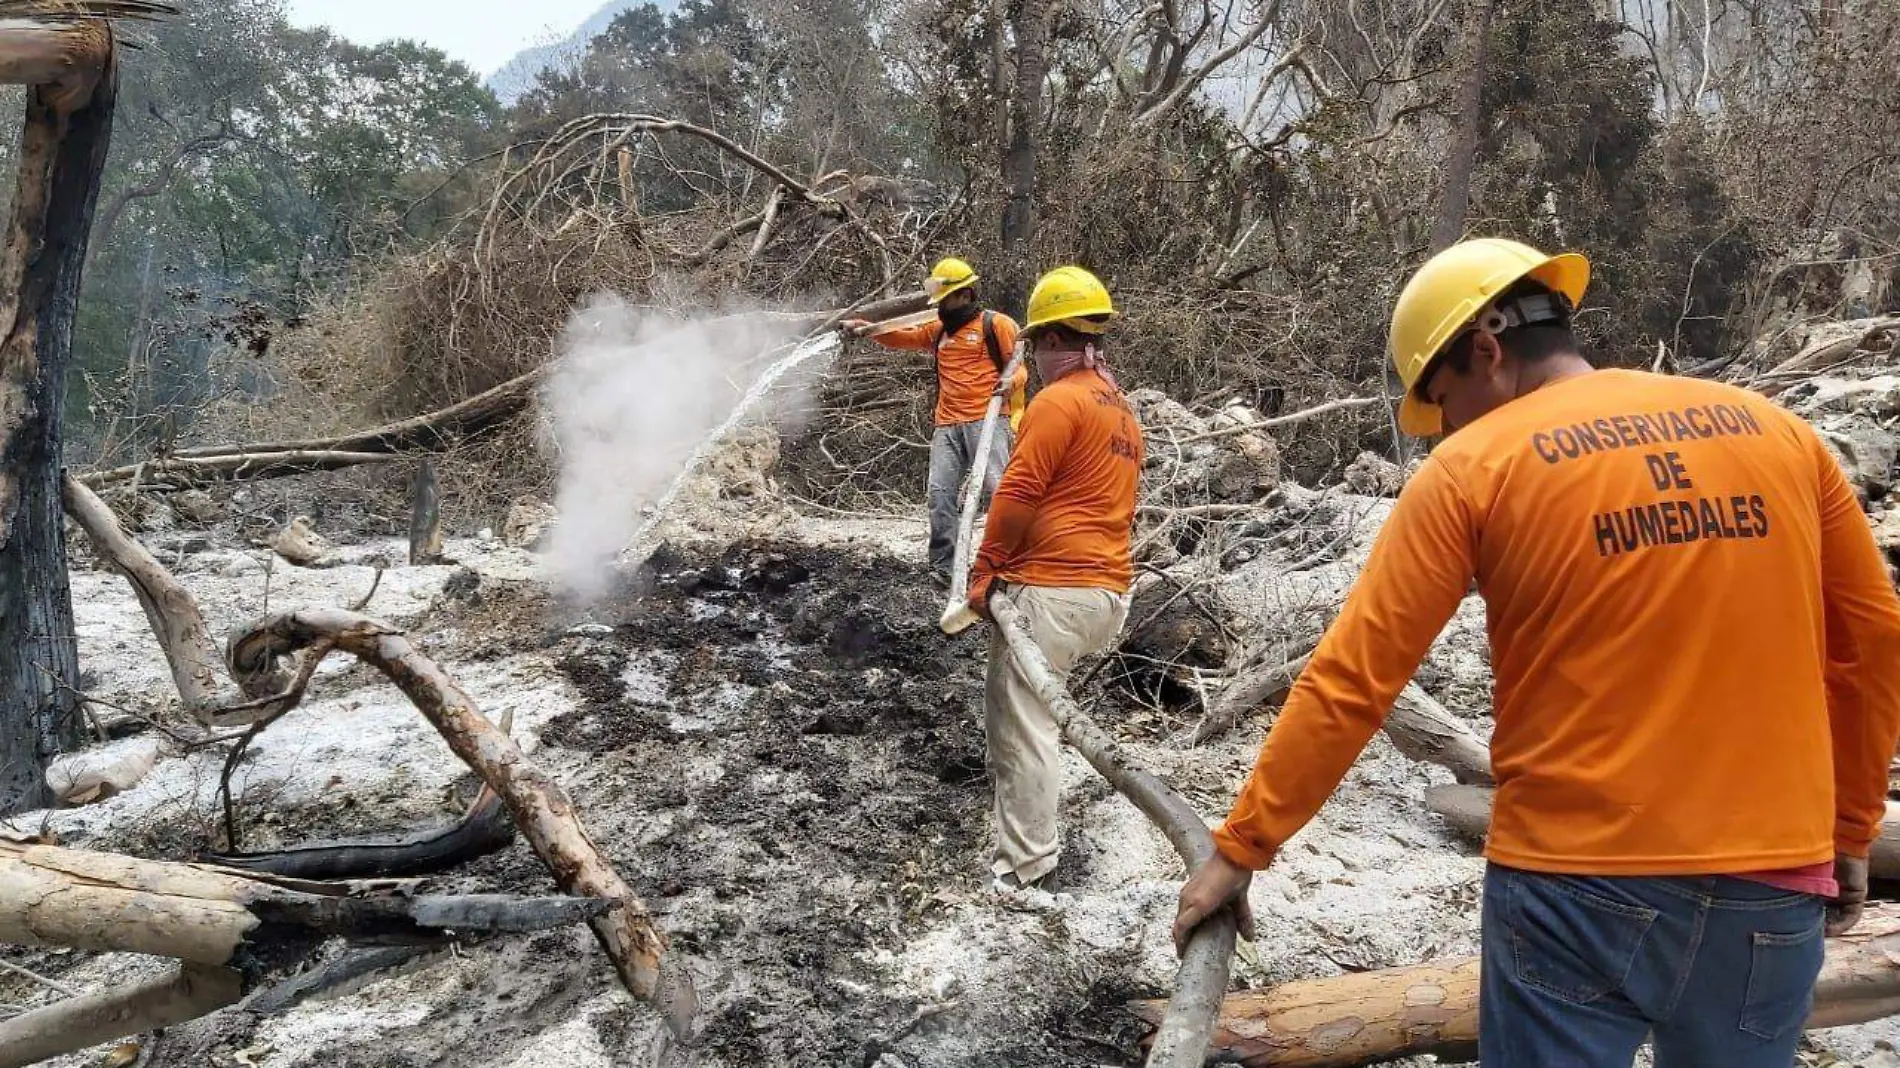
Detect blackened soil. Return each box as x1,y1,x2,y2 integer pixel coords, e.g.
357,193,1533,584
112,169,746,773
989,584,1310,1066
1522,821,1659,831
142,537,1145,1068
538,539,1100,1065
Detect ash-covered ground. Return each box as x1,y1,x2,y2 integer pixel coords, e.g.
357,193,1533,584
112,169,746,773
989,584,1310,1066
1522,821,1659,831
13,361,1900,1067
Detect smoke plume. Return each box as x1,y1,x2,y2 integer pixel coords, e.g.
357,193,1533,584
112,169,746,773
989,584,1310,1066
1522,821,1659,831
543,294,819,602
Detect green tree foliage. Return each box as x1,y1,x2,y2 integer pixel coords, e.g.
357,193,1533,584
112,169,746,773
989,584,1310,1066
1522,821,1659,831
68,0,500,455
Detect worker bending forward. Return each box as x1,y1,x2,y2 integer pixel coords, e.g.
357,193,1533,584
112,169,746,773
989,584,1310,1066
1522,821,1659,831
968,267,1143,892
844,257,1028,586
1174,238,1900,1066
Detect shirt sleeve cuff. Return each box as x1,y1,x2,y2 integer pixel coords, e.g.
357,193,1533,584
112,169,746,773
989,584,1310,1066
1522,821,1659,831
1835,832,1876,860
1212,823,1277,871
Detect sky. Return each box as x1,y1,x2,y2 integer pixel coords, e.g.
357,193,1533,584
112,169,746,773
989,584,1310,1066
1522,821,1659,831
282,0,608,76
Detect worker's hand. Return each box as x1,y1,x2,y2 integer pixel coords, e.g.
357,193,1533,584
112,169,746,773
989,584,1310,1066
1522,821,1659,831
1172,851,1255,955
838,318,872,338
967,572,997,621
1828,854,1870,936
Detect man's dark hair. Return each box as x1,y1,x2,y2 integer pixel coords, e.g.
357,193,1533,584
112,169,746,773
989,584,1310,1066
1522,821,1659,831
1417,277,1578,396
1033,319,1109,349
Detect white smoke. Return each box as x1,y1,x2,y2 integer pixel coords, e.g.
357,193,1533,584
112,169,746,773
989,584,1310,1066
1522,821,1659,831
542,294,828,602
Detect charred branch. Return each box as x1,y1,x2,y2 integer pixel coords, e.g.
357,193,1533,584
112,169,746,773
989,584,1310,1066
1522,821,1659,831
224,609,697,1033
202,786,516,881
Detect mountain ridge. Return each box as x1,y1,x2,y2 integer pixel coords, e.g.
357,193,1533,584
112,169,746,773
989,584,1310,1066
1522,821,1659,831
486,0,670,104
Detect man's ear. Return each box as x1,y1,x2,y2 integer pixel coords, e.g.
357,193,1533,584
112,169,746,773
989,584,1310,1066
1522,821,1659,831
1474,330,1507,379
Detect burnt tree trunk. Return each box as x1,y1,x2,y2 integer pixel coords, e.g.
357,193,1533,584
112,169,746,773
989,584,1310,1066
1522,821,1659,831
999,0,1057,308
0,30,117,815
1429,0,1495,253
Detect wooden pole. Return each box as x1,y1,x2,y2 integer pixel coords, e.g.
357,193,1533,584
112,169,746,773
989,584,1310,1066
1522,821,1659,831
940,342,1028,634
408,457,443,564
1130,906,1900,1066
990,593,1233,1068
0,19,117,814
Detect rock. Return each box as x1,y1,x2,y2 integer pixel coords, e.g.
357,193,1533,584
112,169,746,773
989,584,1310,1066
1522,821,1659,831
1792,374,1900,418
705,424,782,499
566,623,613,638
504,498,558,549
1344,451,1406,498
219,554,261,578
271,516,332,567
1129,388,1204,438
443,566,482,604
1113,578,1231,710
1822,424,1898,501
172,489,220,526
1194,403,1282,501
1872,509,1900,554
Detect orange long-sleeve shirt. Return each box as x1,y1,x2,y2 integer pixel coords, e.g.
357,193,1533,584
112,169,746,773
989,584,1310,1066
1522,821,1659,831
971,368,1143,594
1215,369,1900,875
875,312,1028,427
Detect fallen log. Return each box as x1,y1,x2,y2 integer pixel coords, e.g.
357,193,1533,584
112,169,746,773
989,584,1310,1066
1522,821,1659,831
242,945,439,1016
990,593,1233,1068
0,6,169,108
0,838,609,964
62,472,285,724
1190,650,1310,746
1194,655,1493,786
201,784,515,880
0,837,604,1065
1384,685,1492,787
78,293,928,492
1426,783,1900,880
81,449,401,490
1129,904,1900,1066
225,609,697,1035
0,962,239,1068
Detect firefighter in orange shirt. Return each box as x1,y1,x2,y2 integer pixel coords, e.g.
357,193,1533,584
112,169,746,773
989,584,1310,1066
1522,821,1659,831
1173,238,1900,1066
843,258,1029,586
968,266,1142,892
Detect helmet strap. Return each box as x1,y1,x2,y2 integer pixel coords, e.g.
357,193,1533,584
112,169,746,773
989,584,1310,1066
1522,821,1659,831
1475,292,1570,336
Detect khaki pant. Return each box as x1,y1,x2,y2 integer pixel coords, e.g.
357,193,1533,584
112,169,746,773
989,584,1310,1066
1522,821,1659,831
985,584,1130,883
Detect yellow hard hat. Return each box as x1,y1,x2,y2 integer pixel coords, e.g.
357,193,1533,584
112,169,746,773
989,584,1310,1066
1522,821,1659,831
924,257,978,305
1024,265,1116,334
1390,237,1590,436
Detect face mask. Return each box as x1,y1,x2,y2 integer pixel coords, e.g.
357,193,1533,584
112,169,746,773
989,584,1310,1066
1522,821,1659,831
938,301,981,333
1035,341,1117,390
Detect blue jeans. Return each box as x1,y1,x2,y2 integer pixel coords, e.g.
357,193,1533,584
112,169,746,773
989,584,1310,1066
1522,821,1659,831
1482,865,1825,1067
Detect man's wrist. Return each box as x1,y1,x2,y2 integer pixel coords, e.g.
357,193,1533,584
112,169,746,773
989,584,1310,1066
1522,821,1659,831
1211,824,1275,871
